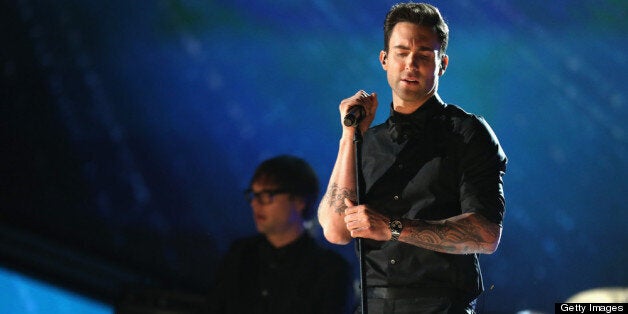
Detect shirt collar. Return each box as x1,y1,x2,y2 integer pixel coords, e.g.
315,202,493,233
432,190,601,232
260,232,310,259
387,94,444,142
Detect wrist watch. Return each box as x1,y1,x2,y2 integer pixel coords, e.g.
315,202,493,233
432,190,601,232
389,219,403,241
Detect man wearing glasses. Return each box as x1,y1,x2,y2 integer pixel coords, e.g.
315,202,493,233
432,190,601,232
208,155,352,314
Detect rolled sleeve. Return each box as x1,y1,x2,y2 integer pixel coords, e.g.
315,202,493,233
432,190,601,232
458,116,507,225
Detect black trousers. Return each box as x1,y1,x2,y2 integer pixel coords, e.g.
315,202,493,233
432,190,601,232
354,288,476,314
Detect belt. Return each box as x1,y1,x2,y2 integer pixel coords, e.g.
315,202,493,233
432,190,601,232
366,286,459,299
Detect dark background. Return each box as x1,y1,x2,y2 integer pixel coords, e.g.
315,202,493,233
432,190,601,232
1,0,626,313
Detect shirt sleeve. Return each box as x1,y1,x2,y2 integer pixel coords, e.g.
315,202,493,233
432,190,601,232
309,250,353,314
458,115,507,225
206,241,240,313
206,238,254,313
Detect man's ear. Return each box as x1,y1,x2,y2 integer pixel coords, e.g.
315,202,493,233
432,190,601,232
380,50,388,69
439,54,449,76
291,196,306,216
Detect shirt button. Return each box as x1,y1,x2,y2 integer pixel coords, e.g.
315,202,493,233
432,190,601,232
393,195,399,201
390,259,397,265
398,164,404,169
261,289,269,297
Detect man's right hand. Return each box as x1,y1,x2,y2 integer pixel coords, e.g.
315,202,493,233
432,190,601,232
339,90,378,136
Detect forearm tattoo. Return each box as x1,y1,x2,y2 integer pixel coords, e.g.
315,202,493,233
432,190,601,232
324,183,356,215
405,217,497,254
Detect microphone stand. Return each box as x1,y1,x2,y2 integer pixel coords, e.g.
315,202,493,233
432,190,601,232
353,126,368,314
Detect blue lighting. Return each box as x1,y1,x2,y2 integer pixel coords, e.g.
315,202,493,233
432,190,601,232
0,267,112,314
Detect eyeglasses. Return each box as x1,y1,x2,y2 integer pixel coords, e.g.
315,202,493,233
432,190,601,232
244,189,290,205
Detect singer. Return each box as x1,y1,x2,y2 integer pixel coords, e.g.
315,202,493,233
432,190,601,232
318,3,507,314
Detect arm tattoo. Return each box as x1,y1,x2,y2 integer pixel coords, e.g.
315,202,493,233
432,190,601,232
324,183,356,215
405,217,496,254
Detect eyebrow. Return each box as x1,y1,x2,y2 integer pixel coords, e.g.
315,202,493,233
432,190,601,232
392,44,435,52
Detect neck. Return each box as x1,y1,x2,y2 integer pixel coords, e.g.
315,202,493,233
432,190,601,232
265,223,304,248
392,89,438,114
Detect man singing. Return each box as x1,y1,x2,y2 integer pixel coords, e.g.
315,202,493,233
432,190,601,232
318,3,507,313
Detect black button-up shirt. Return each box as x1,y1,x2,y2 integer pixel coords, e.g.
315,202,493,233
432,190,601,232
208,233,352,314
360,94,507,301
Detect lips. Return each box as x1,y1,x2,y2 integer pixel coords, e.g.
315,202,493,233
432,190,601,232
401,74,419,82
401,77,419,84
255,213,267,222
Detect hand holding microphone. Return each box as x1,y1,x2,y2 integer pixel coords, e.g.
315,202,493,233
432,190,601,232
343,105,366,127
342,91,377,129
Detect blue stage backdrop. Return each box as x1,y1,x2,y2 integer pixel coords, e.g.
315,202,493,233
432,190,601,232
1,0,626,313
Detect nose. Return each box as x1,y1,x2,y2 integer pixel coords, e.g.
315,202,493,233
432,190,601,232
405,53,419,70
249,197,261,207
250,200,262,214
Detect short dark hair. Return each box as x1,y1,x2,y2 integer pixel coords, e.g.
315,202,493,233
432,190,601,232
383,2,449,56
250,155,319,219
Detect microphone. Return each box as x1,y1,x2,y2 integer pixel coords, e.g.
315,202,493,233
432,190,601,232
343,106,366,127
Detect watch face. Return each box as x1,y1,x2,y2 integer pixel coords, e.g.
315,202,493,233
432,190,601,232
390,220,402,241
